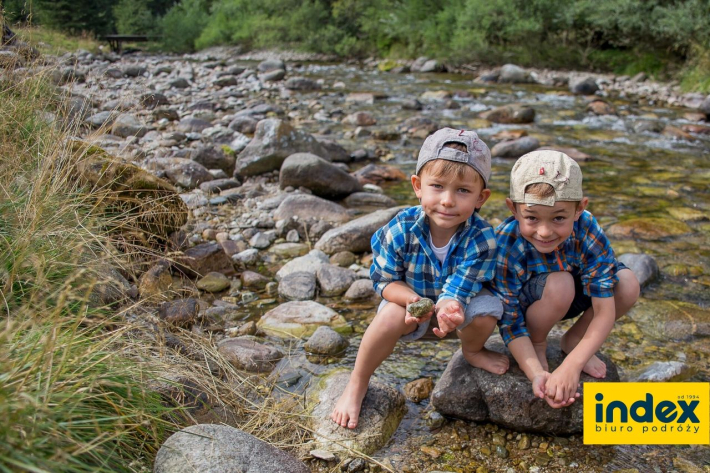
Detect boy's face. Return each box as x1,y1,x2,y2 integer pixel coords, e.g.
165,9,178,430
412,163,490,243
506,197,588,253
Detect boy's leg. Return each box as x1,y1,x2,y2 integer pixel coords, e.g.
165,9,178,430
524,272,576,371
457,289,509,374
331,301,416,429
458,315,509,374
560,268,640,378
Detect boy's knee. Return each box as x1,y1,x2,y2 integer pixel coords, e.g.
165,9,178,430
542,272,575,306
616,269,640,310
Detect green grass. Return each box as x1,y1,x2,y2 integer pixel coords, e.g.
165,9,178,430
13,26,101,55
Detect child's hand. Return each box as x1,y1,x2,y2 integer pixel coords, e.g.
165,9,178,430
545,364,581,407
533,372,577,408
405,296,433,325
433,299,464,338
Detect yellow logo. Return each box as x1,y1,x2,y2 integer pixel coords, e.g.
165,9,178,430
584,382,709,444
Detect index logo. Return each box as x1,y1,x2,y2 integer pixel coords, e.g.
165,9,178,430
584,383,709,444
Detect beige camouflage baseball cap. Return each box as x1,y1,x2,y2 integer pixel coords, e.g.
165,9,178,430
416,127,491,187
510,150,583,206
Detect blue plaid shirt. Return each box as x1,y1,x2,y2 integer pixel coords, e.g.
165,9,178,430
491,210,619,345
370,206,497,307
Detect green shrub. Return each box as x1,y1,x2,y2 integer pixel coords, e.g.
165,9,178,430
113,0,156,35
160,0,209,52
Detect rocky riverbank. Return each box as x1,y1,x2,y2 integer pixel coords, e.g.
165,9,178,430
3,40,709,472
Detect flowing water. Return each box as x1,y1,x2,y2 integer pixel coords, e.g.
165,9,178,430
245,62,710,470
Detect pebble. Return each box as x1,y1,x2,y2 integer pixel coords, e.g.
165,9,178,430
494,445,509,459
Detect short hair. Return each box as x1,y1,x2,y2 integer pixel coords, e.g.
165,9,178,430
418,142,484,185
520,182,583,208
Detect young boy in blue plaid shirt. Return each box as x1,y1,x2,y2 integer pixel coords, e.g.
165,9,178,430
492,150,639,408
332,128,507,429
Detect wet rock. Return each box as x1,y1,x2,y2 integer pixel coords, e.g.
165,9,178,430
316,264,357,296
196,271,231,293
632,120,664,134
139,261,173,300
431,337,619,434
343,112,376,126
315,207,402,254
310,371,405,455
257,300,351,337
491,136,540,158
159,298,199,327
352,164,408,185
628,298,710,340
480,104,535,124
236,118,328,177
279,153,363,199
278,271,317,301
607,217,692,240
617,253,659,288
666,207,708,221
269,242,309,258
420,59,445,73
154,424,309,473
401,98,423,110
276,249,330,281
624,361,694,382
346,92,377,104
343,279,377,301
217,336,284,373
492,129,528,141
179,242,234,277
662,125,696,141
304,326,348,355
404,378,434,403
420,90,451,101
570,76,599,95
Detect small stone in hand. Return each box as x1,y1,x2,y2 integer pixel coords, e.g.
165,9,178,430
408,298,434,318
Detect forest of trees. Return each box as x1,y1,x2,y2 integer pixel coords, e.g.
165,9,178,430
2,0,710,88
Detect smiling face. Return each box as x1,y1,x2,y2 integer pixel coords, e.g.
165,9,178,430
412,160,491,246
506,197,588,253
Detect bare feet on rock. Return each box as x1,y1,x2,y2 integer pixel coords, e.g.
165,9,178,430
331,377,368,429
462,347,510,374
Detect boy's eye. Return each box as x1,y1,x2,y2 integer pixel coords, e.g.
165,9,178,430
525,216,537,222
553,217,567,222
431,183,443,189
458,188,471,193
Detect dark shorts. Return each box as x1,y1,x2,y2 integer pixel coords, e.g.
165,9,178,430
518,263,627,321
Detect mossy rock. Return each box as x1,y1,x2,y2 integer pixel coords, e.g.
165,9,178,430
606,217,691,240
666,207,708,222
71,141,187,242
257,300,352,338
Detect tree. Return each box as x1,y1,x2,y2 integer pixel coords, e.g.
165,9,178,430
33,0,116,37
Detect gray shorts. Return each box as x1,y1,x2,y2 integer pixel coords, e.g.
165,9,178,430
519,263,628,321
377,288,503,341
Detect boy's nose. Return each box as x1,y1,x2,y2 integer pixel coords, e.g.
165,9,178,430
537,225,553,238
441,192,454,206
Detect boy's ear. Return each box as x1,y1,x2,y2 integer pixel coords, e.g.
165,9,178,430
505,198,517,215
476,188,492,209
574,197,589,220
411,174,422,199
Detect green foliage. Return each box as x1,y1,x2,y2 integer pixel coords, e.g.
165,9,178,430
113,0,155,35
32,0,116,36
160,0,209,52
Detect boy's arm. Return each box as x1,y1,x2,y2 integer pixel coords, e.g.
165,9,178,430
382,282,434,325
546,296,615,404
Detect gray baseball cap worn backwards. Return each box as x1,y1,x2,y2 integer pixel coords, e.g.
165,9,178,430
416,127,492,187
510,150,583,206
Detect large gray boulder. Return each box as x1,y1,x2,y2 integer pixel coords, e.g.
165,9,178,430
154,424,309,473
491,137,540,158
315,207,403,254
316,264,357,297
498,64,532,83
310,371,406,455
570,76,599,95
480,104,535,124
278,271,317,301
235,119,329,177
276,249,330,281
274,194,351,225
431,337,619,435
280,153,363,199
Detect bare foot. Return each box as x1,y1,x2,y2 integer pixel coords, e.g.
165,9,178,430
531,340,549,371
331,377,368,429
462,347,510,374
560,334,607,378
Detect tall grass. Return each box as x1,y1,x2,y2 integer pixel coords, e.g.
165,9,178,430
0,67,175,472
0,65,311,472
